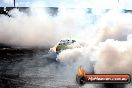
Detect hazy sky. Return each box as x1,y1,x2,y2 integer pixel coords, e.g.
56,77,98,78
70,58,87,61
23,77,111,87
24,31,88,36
0,0,132,9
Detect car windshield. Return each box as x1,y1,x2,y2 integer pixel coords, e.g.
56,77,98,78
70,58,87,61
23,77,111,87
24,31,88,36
59,39,76,45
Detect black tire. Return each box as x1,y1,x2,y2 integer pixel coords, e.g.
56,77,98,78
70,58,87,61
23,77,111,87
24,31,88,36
76,75,86,85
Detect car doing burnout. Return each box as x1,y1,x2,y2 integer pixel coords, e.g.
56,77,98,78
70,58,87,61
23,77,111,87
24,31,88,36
48,39,81,61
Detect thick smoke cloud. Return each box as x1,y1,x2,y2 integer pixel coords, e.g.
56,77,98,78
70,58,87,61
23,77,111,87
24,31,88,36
57,9,132,77
96,10,132,42
0,8,87,48
55,9,132,88
0,6,132,87
0,8,61,48
95,39,132,75
93,11,132,76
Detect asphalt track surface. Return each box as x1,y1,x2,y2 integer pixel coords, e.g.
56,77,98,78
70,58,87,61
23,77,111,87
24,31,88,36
0,48,131,88
0,48,80,88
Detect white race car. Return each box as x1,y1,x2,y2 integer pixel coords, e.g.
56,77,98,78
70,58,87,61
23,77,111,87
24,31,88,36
48,39,81,61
